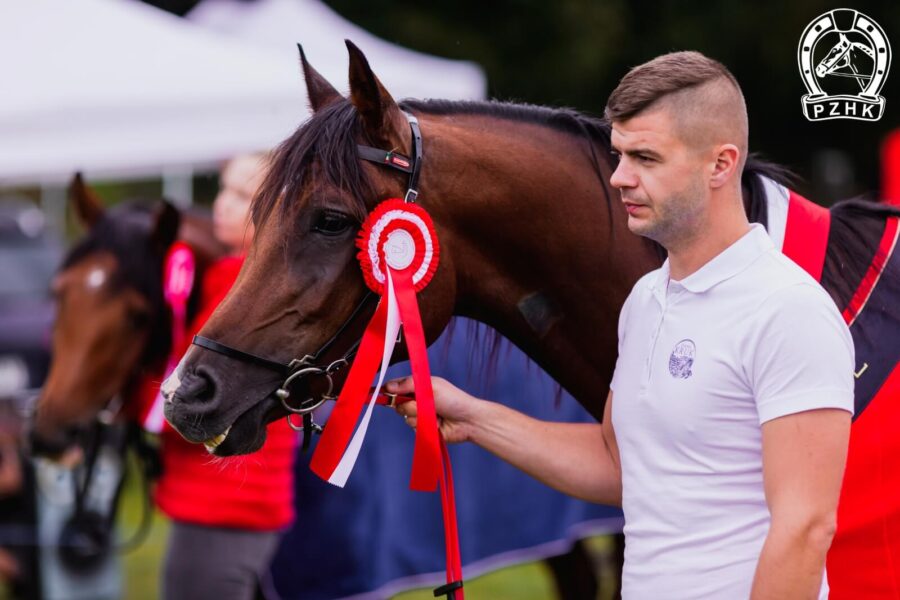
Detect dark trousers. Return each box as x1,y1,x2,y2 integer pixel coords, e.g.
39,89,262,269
163,521,280,600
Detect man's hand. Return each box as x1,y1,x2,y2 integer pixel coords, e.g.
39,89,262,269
385,376,478,444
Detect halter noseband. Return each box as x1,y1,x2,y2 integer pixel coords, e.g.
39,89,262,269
190,112,424,439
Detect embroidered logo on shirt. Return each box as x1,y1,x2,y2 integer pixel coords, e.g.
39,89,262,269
669,339,696,379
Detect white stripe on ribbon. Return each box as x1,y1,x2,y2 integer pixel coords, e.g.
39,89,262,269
329,269,402,487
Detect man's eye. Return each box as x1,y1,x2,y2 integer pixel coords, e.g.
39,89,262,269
312,211,352,236
636,154,654,163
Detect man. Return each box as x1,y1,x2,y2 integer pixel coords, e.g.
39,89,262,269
388,52,854,599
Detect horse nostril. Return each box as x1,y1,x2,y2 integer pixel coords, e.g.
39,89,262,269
176,368,219,408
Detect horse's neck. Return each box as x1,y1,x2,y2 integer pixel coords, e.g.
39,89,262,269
428,116,661,417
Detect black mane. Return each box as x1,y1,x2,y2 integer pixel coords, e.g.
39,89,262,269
824,198,900,309
401,98,613,145
253,98,619,228
62,202,171,366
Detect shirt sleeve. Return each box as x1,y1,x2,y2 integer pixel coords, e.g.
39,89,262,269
749,282,855,424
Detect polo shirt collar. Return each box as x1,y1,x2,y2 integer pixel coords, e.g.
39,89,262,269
652,224,773,296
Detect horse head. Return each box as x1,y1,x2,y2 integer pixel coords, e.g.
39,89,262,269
162,42,460,456
816,33,852,78
31,176,181,456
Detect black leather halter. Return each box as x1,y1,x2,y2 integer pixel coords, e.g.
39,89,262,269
190,112,424,438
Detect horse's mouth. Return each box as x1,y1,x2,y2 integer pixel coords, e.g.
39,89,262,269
202,426,231,453
197,394,282,457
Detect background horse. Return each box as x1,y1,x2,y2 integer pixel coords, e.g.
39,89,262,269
166,42,900,598
31,176,224,456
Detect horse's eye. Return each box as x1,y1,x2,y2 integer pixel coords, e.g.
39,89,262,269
312,211,352,236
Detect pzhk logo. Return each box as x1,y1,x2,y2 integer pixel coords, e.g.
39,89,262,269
798,9,891,122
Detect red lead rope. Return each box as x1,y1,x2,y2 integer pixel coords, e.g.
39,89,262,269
374,391,464,599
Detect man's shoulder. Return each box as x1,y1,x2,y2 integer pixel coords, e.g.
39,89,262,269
740,248,834,307
734,249,848,344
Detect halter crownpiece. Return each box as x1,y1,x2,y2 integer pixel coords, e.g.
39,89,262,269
357,112,423,203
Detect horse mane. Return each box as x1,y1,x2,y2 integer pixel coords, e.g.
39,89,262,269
824,197,900,309
741,154,799,229
253,99,373,228
253,97,619,230
62,201,174,367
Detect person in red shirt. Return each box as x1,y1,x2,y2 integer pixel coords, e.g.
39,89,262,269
150,154,297,600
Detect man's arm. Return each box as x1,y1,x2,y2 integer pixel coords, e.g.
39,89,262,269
750,407,850,600
387,377,622,505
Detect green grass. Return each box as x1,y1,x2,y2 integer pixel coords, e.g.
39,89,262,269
392,561,556,600
118,456,170,600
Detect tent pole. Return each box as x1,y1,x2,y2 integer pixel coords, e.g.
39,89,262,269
162,166,194,207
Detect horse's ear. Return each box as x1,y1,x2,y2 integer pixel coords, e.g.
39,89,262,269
298,44,342,112
345,40,406,147
150,201,181,254
69,173,104,229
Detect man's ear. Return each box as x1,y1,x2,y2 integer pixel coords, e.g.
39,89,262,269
710,144,741,189
346,40,407,149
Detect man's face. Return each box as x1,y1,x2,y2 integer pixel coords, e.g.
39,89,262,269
609,108,709,247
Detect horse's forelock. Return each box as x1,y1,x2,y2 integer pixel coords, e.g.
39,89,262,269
60,202,171,365
253,100,374,230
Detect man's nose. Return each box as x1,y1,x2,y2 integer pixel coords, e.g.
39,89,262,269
609,159,637,190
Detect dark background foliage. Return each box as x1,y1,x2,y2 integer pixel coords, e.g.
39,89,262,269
146,0,900,203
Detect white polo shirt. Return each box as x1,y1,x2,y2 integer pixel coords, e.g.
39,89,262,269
610,224,854,599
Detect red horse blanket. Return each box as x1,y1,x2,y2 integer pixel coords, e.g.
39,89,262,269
771,180,900,598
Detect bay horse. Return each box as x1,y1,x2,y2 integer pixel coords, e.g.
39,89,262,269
165,43,900,598
31,175,226,455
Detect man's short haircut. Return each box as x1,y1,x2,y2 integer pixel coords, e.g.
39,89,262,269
605,51,748,172
605,51,743,122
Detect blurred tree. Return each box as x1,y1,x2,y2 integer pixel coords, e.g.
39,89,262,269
143,0,899,202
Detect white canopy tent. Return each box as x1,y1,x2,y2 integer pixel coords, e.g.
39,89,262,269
186,0,486,104
0,0,486,186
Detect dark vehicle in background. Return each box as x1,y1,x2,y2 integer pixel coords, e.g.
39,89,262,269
0,198,61,403
0,198,61,599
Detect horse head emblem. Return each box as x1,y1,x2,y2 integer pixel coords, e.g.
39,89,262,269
798,9,891,121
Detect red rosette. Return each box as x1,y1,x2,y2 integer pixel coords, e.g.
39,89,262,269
357,198,440,295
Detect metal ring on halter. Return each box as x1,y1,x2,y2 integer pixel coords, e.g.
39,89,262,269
285,413,305,432
276,367,334,415
281,393,328,416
